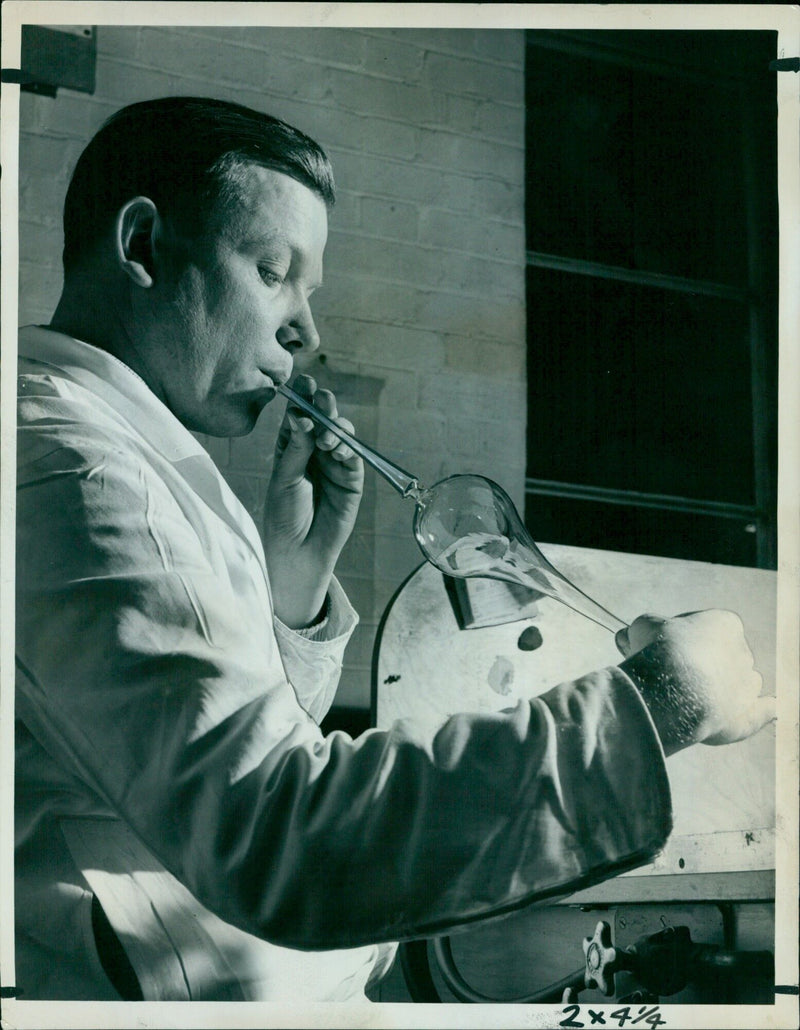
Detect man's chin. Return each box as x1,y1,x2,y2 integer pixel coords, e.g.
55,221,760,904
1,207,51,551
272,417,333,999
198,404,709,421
185,404,264,439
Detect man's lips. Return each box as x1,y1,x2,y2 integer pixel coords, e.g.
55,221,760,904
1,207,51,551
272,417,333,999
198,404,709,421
259,370,291,391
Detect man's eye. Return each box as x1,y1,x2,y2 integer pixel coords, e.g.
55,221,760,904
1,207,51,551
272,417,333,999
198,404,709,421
258,267,284,287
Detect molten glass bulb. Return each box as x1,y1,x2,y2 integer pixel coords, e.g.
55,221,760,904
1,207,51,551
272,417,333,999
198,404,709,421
278,387,626,634
413,475,626,634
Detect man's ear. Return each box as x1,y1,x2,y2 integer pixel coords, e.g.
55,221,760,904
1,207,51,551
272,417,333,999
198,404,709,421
115,197,161,287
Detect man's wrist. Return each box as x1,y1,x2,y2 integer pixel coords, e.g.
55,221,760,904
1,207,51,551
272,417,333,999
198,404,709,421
303,593,330,631
619,644,705,757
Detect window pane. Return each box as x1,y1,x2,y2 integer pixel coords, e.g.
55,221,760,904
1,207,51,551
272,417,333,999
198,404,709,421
524,493,758,567
525,31,776,285
526,268,755,505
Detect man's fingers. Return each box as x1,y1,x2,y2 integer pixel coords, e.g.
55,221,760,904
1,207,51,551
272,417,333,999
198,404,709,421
749,695,777,736
615,626,631,657
272,411,316,483
621,614,669,656
705,694,776,745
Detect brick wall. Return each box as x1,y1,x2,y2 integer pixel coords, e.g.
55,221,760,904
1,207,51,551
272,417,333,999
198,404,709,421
17,25,527,709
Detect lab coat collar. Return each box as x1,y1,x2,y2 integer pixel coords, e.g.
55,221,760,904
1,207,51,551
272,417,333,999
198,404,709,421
18,325,207,464
18,325,269,568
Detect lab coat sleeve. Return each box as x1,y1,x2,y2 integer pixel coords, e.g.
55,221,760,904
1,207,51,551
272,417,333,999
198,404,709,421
273,576,358,723
16,398,672,951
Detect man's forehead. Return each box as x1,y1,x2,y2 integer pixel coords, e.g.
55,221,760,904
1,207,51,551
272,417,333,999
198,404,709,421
223,163,325,234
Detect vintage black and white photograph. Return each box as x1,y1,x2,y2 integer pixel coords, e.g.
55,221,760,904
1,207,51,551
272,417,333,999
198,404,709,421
1,3,797,1029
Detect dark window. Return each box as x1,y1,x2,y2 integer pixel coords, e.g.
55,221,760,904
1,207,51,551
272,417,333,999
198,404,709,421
525,30,778,569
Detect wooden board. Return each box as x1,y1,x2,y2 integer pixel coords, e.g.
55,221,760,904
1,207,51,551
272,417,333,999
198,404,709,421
374,545,777,879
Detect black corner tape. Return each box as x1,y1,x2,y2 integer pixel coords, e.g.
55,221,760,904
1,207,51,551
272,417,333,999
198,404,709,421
0,986,21,998
769,58,800,72
1,68,29,83
775,984,800,995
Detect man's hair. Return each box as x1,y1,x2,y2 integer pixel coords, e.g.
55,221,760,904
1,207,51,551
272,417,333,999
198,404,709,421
62,96,336,272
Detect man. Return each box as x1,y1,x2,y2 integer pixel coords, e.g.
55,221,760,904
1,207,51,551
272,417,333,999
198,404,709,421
15,96,774,1002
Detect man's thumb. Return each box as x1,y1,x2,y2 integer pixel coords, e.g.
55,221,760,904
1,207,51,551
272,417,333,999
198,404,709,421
272,413,315,481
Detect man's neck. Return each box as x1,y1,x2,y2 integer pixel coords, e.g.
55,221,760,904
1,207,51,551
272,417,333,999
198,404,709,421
50,278,115,353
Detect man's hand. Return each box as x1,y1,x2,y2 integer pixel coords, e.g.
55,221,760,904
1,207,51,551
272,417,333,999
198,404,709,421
616,611,775,757
264,375,364,629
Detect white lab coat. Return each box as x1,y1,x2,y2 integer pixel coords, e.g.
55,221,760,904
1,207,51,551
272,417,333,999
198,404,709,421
15,326,673,1001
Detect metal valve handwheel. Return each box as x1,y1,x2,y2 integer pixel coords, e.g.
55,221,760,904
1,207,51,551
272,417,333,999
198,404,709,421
583,920,626,995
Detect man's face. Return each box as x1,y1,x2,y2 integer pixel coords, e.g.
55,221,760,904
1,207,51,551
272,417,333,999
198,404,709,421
143,164,327,436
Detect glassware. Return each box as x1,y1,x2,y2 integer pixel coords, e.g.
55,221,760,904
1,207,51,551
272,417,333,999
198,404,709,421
278,384,627,633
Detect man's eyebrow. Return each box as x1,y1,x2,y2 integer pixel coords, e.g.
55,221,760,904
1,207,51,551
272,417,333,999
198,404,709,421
244,228,289,248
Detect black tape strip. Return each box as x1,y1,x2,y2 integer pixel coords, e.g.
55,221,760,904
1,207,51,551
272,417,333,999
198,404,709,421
0,986,20,998
1,69,31,83
769,58,800,72
775,985,800,995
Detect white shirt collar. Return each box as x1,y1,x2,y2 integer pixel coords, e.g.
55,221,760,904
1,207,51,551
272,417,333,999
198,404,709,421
18,324,207,464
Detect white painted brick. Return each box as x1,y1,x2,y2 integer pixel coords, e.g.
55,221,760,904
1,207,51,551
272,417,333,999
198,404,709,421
329,68,445,124
418,207,523,258
330,150,445,206
448,254,525,299
376,409,446,455
474,30,525,66
362,34,426,81
416,127,524,180
423,51,522,104
312,275,434,333
315,316,446,371
323,111,418,161
300,353,363,385
418,372,526,420
154,26,250,46
334,571,375,617
328,189,361,229
412,290,526,342
445,334,526,380
374,533,425,584
358,364,418,407
443,94,481,134
445,413,525,462
18,176,62,227
476,99,525,143
137,29,238,80
19,220,63,269
473,178,526,222
325,233,521,303
19,92,42,132
438,174,525,221
325,233,436,288
385,29,477,57
163,77,261,109
370,450,451,503
359,197,419,242
373,490,418,539
93,57,174,103
33,94,116,143
211,27,366,69
230,49,332,100
18,262,61,325
19,133,83,181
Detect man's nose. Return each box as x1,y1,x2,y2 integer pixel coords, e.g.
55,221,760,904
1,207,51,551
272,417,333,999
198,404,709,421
278,299,320,355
